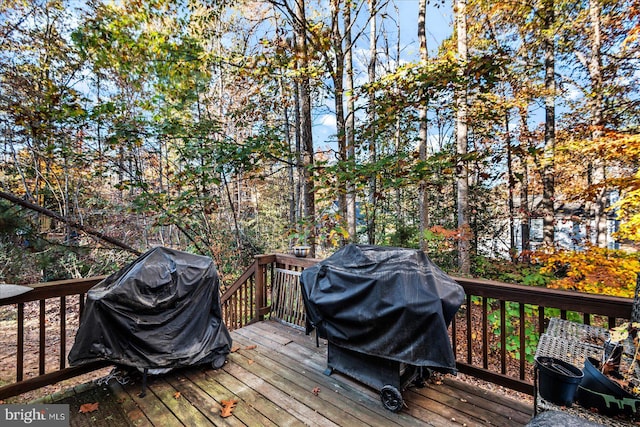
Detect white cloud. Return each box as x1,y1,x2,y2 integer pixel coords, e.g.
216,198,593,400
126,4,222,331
319,114,337,128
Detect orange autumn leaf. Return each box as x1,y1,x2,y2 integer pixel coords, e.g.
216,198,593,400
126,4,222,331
248,359,254,365
79,402,99,413
173,391,181,399
244,345,257,350
230,346,240,353
220,399,238,418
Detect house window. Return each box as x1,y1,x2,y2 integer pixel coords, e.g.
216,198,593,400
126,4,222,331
530,218,544,242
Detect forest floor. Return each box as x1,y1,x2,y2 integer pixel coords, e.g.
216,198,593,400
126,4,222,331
0,298,533,407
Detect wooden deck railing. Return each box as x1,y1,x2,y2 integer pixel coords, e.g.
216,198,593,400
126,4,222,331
222,254,633,396
0,253,634,401
0,276,110,400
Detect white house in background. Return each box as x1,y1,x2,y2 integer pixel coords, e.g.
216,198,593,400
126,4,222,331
478,193,622,259
514,192,621,253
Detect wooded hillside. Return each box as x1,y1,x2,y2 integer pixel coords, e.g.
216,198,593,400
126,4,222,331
1,0,638,292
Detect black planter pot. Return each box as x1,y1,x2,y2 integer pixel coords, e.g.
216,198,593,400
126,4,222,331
536,356,583,407
576,357,640,416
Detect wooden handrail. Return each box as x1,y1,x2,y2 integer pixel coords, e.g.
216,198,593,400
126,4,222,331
1,276,107,305
454,276,632,318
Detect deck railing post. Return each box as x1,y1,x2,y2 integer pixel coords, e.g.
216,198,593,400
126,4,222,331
254,256,268,322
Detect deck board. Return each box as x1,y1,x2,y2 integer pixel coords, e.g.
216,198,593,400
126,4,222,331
50,320,533,426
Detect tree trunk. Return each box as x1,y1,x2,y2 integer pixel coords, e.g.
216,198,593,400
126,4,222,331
455,0,470,274
366,0,377,245
542,0,556,247
518,107,532,259
330,0,348,242
418,0,430,251
344,1,357,242
279,77,297,226
505,110,516,261
588,0,607,247
295,0,316,256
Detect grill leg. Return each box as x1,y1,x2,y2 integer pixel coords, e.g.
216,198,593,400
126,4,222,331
139,368,148,398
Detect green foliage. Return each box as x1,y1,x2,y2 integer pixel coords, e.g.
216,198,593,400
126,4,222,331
471,255,553,286
422,226,459,273
485,300,539,364
389,223,418,248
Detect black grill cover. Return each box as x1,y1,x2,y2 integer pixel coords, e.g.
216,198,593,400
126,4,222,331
69,247,232,370
300,244,465,372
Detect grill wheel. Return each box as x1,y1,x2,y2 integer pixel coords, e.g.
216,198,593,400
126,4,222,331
380,385,403,412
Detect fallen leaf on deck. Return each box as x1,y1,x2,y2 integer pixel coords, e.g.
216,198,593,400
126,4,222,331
220,399,238,418
174,391,181,399
312,387,320,396
79,402,99,413
230,346,240,353
244,345,257,350
248,359,254,364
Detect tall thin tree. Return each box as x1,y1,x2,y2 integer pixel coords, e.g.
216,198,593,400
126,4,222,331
418,0,430,250
542,0,556,247
366,0,377,245
295,0,316,255
455,0,470,274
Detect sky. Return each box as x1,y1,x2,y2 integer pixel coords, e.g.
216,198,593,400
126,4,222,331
313,0,453,150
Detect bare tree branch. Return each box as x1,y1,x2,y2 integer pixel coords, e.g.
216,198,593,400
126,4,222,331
0,190,141,256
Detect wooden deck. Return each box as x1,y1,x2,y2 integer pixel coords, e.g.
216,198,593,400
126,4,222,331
41,321,533,426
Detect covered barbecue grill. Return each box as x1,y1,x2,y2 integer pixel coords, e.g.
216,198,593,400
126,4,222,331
300,244,465,411
69,247,232,389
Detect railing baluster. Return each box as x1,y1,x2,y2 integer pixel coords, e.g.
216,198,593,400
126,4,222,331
482,297,488,369
60,296,66,370
240,283,245,326
538,306,546,334
233,293,239,330
79,293,85,317
17,302,24,382
519,303,525,380
451,315,458,360
39,299,45,375
500,300,506,375
466,294,472,365
250,277,254,324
